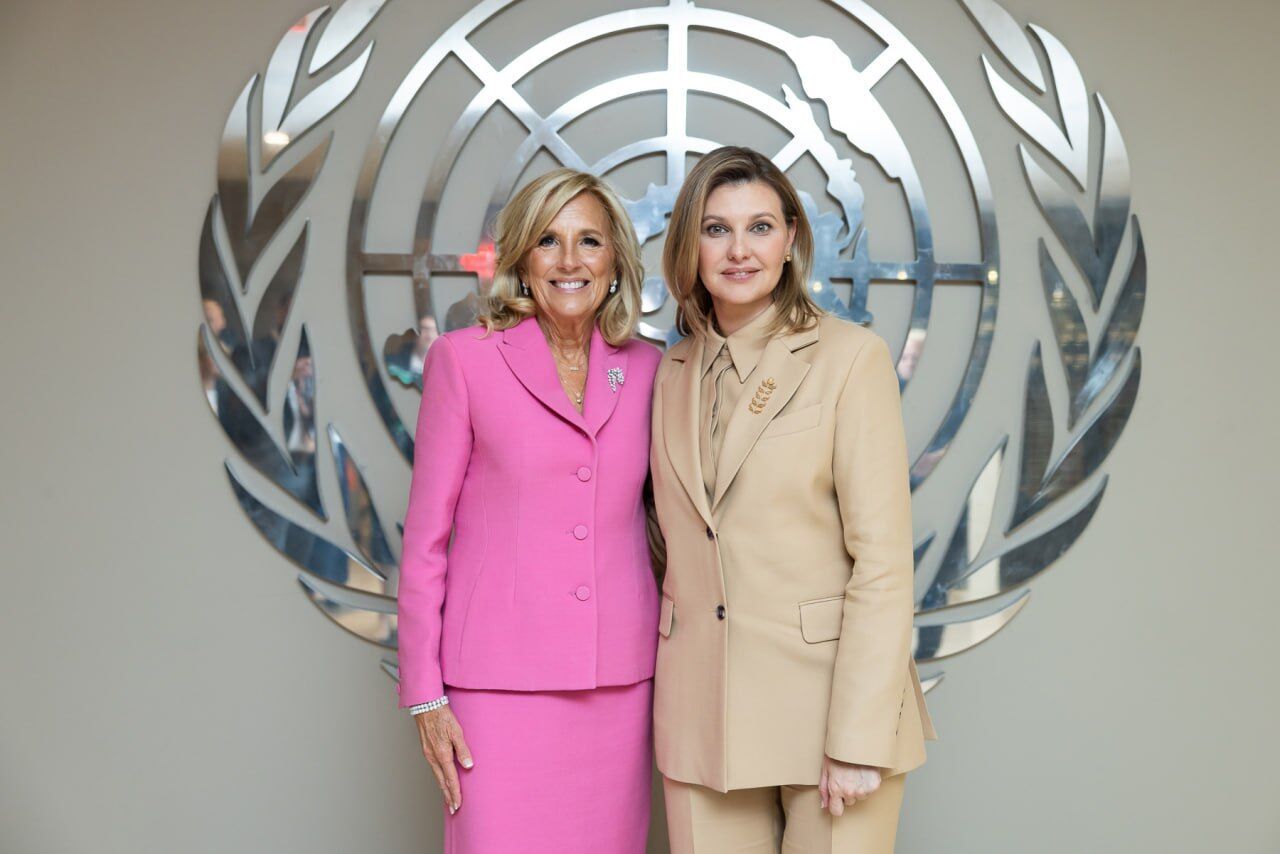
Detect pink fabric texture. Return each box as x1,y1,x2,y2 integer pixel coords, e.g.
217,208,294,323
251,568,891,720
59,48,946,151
443,680,654,853
395,317,663,706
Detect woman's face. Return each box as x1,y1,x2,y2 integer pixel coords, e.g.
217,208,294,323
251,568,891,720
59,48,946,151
697,180,796,321
520,192,616,334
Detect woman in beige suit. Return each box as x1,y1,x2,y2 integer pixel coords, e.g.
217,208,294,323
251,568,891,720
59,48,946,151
649,146,937,853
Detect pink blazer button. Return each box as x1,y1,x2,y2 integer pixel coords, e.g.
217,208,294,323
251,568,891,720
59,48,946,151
575,585,591,601
576,466,592,481
573,524,589,540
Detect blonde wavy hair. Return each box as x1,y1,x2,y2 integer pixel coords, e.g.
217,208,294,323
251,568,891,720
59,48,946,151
663,146,822,338
478,168,644,346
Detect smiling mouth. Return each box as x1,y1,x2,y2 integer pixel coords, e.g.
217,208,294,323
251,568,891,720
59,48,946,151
551,279,590,291
722,269,759,280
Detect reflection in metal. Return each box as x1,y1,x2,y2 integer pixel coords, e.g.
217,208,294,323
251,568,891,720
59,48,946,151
198,196,301,407
640,277,669,314
1011,342,1141,531
198,301,322,517
921,468,1111,614
216,82,329,288
197,6,389,623
198,0,1147,695
298,573,397,648
1020,101,1132,312
922,477,1108,613
908,0,1145,667
918,438,1006,612
216,1,385,285
1038,241,1090,422
913,591,1029,662
327,424,396,581
1041,219,1147,428
259,5,379,171
346,0,1001,492
225,458,386,593
382,314,439,391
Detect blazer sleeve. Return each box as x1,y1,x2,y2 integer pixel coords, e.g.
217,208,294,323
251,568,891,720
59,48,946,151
825,334,915,767
395,335,473,707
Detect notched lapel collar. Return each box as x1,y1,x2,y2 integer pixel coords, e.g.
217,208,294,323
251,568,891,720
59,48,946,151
711,326,818,509
583,330,626,436
498,318,586,430
661,334,714,528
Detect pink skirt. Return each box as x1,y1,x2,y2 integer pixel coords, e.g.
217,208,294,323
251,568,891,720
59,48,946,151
443,679,654,853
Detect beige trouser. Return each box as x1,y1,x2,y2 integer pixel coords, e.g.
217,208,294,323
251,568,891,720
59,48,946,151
662,773,906,854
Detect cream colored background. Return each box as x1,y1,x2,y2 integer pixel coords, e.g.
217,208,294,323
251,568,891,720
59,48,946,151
3,0,1277,851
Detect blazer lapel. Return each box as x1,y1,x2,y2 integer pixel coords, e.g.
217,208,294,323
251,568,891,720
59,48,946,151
498,317,586,431
583,327,627,437
661,335,714,528
711,325,819,510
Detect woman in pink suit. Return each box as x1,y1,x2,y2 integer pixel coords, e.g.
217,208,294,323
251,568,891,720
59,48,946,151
395,167,662,853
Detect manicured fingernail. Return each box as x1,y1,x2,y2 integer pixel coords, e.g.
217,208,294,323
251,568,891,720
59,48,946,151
462,758,473,768
449,805,455,815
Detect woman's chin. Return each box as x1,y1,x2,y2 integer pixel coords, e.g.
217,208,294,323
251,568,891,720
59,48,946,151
709,288,775,309
539,298,597,327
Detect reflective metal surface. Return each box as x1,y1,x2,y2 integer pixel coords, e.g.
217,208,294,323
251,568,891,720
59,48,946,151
914,591,1029,662
225,456,386,593
197,5,387,595
1011,342,1140,530
347,0,1001,490
958,0,1046,93
197,0,1147,697
907,0,1147,684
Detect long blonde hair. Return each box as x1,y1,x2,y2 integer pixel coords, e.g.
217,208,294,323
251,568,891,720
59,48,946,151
663,146,822,338
478,168,644,346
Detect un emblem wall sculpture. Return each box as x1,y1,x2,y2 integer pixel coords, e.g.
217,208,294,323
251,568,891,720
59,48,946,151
195,0,1145,697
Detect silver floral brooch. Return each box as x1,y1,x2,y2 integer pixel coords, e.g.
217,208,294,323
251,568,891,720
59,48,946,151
606,366,625,393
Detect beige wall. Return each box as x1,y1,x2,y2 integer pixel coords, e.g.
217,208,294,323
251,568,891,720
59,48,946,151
3,0,1277,851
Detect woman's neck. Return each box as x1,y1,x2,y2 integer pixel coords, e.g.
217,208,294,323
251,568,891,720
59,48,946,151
712,298,772,337
538,314,592,356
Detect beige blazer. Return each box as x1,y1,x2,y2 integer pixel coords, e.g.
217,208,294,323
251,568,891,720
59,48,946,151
650,314,936,793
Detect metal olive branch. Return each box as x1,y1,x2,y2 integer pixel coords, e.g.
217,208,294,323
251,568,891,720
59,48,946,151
909,0,1147,691
195,3,402,651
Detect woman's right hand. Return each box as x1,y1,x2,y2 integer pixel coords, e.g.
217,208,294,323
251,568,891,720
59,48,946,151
414,705,473,814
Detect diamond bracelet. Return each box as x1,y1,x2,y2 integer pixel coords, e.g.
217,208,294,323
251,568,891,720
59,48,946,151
408,695,449,715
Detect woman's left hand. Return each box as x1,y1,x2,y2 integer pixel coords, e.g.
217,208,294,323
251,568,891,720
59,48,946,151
819,756,883,816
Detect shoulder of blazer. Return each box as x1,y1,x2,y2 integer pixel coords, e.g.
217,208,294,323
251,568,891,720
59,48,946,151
436,324,508,368
813,313,883,363
438,324,498,354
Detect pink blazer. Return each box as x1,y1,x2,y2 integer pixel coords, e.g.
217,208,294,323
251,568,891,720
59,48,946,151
395,315,662,707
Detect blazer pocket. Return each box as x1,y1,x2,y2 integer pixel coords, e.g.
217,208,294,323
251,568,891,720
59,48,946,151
658,595,675,638
798,595,845,643
761,403,821,439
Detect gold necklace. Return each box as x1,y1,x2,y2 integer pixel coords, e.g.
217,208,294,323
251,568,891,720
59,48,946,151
552,349,587,406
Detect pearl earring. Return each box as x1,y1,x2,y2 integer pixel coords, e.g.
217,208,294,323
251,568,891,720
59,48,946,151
520,281,530,296
609,278,618,294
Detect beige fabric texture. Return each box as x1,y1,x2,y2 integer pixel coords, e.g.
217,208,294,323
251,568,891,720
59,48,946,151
651,312,937,793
